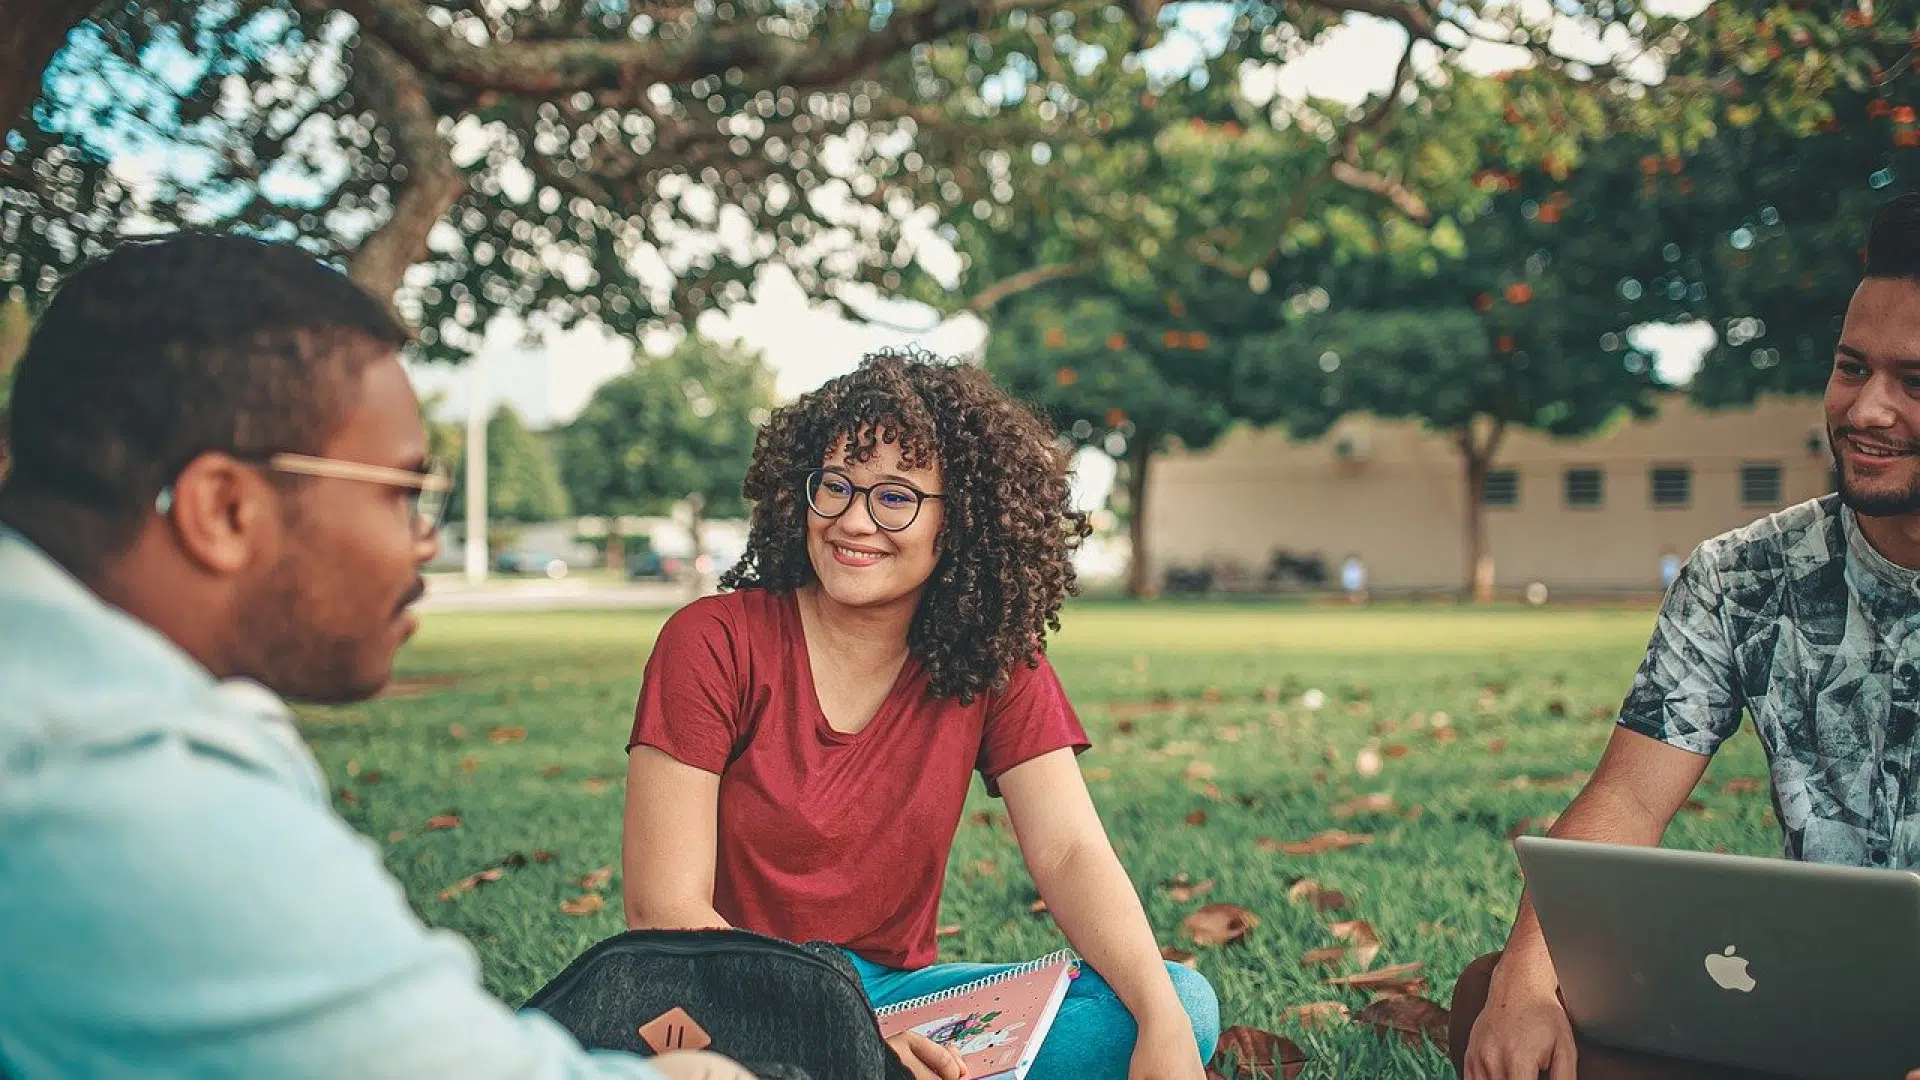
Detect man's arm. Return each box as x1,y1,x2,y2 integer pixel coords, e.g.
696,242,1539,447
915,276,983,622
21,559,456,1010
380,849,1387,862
1492,728,1714,987
0,732,680,1080
1466,544,1745,1080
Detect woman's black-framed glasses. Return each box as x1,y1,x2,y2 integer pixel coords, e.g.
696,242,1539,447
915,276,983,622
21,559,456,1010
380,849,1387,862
803,468,942,532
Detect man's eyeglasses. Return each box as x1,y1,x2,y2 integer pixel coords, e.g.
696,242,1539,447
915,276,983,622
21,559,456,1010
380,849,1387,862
803,468,942,533
156,452,455,536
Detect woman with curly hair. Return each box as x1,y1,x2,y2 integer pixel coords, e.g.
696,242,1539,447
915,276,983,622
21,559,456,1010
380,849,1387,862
619,350,1220,1080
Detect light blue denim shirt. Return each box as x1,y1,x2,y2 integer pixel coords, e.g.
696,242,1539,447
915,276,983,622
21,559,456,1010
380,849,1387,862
0,526,664,1079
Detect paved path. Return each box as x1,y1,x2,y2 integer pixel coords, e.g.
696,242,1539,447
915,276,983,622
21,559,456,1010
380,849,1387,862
417,576,699,612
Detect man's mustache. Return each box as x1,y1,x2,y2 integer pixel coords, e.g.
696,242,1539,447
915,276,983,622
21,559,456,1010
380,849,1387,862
1832,427,1920,454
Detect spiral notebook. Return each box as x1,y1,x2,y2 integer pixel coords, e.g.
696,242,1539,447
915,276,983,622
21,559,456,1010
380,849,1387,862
874,950,1079,1080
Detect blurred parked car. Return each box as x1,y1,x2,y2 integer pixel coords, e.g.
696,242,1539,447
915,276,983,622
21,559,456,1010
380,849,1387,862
496,549,569,579
624,538,680,581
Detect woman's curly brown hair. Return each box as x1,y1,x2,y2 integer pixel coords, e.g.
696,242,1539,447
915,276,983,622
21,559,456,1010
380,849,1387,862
720,347,1091,703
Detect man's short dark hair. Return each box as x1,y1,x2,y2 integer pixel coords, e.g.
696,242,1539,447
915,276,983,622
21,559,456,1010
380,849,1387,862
1865,192,1920,281
0,232,409,570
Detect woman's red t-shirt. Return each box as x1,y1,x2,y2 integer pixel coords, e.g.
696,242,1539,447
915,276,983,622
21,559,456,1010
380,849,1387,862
627,587,1090,969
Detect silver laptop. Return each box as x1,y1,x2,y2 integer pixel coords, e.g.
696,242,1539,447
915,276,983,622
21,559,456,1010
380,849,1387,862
1515,835,1920,1080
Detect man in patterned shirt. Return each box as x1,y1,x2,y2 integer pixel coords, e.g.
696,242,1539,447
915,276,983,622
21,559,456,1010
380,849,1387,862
1452,192,1920,1080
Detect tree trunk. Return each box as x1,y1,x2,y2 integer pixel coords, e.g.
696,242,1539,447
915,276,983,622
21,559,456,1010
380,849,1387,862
1125,439,1157,599
1456,417,1507,604
684,492,707,600
342,36,465,304
0,0,103,136
606,531,625,575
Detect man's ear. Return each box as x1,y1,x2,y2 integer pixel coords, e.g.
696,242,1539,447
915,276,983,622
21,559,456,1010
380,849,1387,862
161,453,280,575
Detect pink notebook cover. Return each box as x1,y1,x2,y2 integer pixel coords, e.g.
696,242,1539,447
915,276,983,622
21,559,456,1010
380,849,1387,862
874,950,1079,1080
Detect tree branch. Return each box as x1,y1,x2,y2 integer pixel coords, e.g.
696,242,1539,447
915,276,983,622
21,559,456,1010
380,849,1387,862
1301,0,1437,42
1328,158,1429,220
342,34,467,304
965,261,1086,312
337,0,1051,97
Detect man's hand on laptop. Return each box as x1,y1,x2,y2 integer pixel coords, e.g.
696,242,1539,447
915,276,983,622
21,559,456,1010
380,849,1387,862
1464,955,1576,1080
649,1049,758,1080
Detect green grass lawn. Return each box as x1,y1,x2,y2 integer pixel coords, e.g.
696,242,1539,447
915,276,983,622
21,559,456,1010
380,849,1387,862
299,600,1778,1079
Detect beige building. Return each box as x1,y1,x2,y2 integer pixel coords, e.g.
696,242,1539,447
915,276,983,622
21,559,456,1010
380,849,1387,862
1144,393,1836,596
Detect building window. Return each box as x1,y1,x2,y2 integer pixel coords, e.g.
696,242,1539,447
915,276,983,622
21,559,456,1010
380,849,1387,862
1651,465,1692,508
1564,467,1604,508
1483,468,1520,508
1741,462,1783,507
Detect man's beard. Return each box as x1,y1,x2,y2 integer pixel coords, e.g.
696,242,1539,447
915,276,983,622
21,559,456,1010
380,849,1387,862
232,548,389,704
1832,430,1920,517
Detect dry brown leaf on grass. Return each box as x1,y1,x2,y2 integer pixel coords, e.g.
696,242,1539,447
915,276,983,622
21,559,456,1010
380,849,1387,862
1285,879,1349,913
1485,737,1507,753
1300,945,1348,968
1722,777,1766,795
1269,830,1373,856
533,850,556,863
1209,1025,1307,1080
967,859,1000,879
1185,810,1210,827
1029,899,1050,915
459,756,479,774
559,893,605,916
1185,760,1218,781
1330,920,1382,967
448,723,468,740
935,925,962,938
579,866,613,891
539,765,566,778
1331,793,1397,819
437,866,507,902
1161,946,1198,969
1354,994,1452,1054
426,814,461,830
1162,873,1217,903
1383,744,1410,759
1279,1002,1350,1028
1182,904,1260,947
1432,727,1459,745
489,726,527,743
1325,962,1426,996
582,777,613,795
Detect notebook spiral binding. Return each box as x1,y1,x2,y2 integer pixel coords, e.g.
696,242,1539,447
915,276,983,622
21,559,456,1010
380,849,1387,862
872,949,1080,1017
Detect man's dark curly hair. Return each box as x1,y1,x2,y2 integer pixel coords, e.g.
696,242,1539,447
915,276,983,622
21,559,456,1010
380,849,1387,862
721,348,1091,703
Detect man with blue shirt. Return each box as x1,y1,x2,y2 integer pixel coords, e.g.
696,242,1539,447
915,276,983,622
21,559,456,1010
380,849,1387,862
1454,194,1920,1079
0,233,748,1080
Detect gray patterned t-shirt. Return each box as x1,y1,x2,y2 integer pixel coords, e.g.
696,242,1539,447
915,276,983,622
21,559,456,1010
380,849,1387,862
1620,493,1920,869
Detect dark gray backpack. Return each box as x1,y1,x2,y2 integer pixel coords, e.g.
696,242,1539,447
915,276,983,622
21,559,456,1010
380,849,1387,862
522,928,916,1080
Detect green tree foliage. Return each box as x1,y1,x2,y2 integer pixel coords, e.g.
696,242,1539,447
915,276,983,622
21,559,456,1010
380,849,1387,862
558,336,773,555
9,0,1850,360
444,404,569,524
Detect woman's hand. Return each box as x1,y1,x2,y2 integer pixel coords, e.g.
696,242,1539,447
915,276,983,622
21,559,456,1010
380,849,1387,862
1126,1016,1207,1080
884,1031,968,1080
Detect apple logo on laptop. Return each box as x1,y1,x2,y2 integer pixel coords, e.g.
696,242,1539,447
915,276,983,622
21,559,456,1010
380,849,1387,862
1704,946,1756,993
